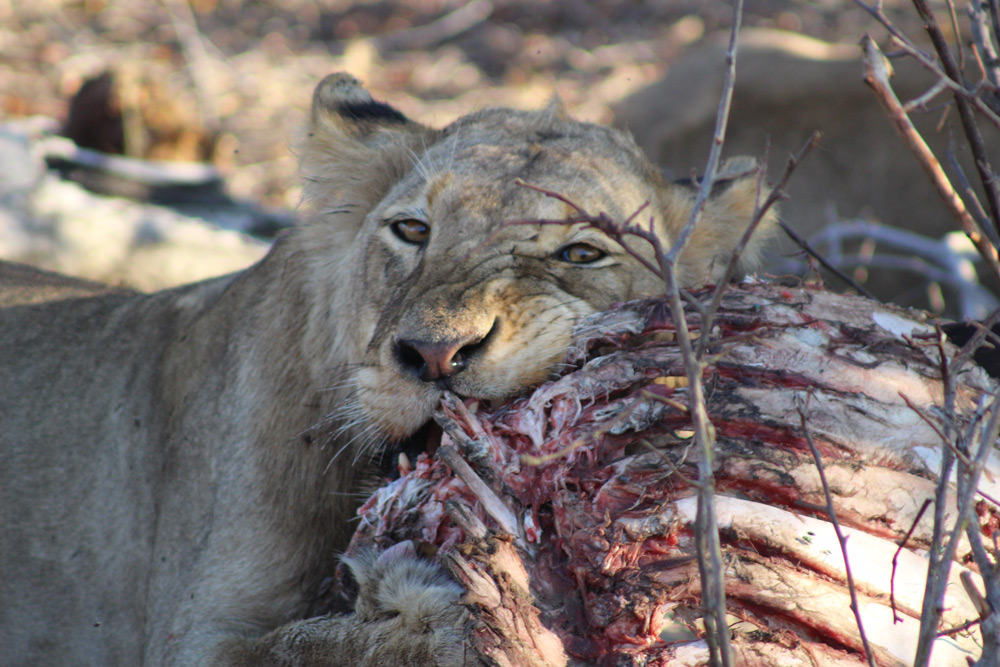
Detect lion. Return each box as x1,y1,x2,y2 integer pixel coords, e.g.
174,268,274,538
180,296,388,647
0,73,771,665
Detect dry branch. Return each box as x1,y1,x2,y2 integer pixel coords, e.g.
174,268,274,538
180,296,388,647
881,42,1000,637
774,218,999,320
861,35,1000,281
163,0,223,134
373,0,493,51
854,1,1000,130
910,0,1000,239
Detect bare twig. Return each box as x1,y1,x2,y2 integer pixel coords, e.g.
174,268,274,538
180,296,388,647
521,5,748,661
374,0,493,51
509,182,665,279
697,132,820,357
501,7,766,663
854,1,932,57
772,218,999,319
936,615,984,638
990,0,1000,59
913,331,960,667
162,0,222,133
945,140,998,246
655,4,745,665
777,220,879,300
890,498,933,623
969,2,1000,91
945,306,1000,373
667,4,742,263
911,309,1000,667
640,433,698,487
889,34,1000,129
901,76,951,113
900,392,969,465
963,526,1000,661
854,1,1000,129
796,397,878,667
921,394,1000,665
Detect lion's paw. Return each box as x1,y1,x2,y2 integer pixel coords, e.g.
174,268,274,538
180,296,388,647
342,541,468,665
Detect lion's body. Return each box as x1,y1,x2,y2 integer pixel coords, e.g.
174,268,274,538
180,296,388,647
0,261,350,664
0,74,769,665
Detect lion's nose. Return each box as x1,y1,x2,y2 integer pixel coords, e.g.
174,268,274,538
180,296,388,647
395,334,486,382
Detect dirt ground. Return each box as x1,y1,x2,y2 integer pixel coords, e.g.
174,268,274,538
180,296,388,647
0,0,927,212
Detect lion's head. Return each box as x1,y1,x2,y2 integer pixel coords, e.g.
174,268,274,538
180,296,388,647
293,73,770,458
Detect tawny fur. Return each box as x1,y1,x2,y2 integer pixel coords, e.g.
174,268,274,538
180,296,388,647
0,73,772,665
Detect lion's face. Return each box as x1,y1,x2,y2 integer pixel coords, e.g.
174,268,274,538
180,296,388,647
296,74,769,453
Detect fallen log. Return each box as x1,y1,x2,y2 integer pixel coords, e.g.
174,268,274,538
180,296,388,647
338,282,999,666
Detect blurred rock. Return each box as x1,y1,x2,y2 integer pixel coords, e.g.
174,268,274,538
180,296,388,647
0,119,272,292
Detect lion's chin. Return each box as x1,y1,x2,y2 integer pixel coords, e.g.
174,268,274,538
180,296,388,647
351,367,445,475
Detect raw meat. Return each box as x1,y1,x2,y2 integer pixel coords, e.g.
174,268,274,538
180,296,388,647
338,283,998,666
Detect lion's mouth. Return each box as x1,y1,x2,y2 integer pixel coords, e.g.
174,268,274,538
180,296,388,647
381,420,443,479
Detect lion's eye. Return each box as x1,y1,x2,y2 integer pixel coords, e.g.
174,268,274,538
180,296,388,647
390,219,430,245
557,243,606,264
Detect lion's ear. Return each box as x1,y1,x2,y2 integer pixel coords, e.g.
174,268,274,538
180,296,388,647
309,73,413,139
298,73,434,219
661,157,776,286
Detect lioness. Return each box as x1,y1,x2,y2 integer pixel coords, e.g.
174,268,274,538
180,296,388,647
0,74,770,665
